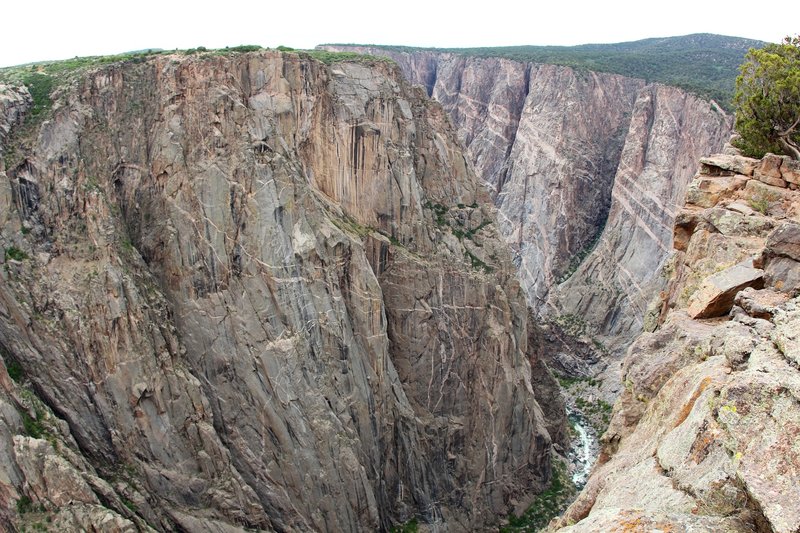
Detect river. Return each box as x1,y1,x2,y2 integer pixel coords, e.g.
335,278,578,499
567,408,599,489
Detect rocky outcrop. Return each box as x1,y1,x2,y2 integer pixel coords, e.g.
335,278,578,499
321,46,732,347
0,52,563,531
549,153,800,532
0,85,30,156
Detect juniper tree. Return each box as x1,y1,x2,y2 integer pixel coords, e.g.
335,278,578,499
734,35,800,160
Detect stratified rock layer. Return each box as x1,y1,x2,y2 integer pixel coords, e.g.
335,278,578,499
0,52,560,531
322,46,732,346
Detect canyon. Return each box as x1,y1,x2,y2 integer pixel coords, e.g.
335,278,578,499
322,46,733,351
0,41,797,533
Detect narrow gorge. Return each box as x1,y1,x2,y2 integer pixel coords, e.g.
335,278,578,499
323,45,733,350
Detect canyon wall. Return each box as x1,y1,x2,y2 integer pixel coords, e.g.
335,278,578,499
550,153,800,532
323,47,733,346
0,52,562,531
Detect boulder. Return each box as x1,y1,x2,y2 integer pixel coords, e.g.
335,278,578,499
687,262,765,318
726,201,756,216
761,224,800,293
754,153,788,187
699,154,759,176
685,175,748,208
707,207,774,237
782,158,800,185
764,257,800,294
772,301,800,367
765,222,800,262
733,287,789,320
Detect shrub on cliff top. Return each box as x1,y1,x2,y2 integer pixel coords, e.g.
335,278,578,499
22,72,54,116
734,35,800,160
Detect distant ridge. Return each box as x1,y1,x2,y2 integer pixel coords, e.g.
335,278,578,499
322,34,766,109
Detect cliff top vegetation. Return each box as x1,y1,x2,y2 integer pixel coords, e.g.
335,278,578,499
733,35,800,159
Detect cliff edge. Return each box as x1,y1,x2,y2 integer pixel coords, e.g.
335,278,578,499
549,151,800,532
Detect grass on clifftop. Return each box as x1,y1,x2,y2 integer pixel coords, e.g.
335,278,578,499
325,34,765,110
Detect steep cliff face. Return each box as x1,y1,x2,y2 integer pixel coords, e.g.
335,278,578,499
550,86,732,345
0,52,561,531
322,47,732,345
549,153,800,532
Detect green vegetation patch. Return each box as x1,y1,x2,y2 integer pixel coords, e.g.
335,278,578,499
575,397,613,430
16,494,34,515
557,375,601,389
4,246,29,261
501,460,577,532
21,73,55,116
465,249,493,273
302,50,394,65
390,518,418,533
553,314,587,337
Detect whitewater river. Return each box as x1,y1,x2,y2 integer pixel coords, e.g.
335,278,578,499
567,408,599,488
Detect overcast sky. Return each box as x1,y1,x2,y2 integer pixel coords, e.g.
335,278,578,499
2,0,798,68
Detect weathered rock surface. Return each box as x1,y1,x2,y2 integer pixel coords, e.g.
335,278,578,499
686,261,764,318
0,52,563,531
322,46,732,347
549,153,800,532
0,85,31,160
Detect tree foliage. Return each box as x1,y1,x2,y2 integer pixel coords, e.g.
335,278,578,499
733,36,800,160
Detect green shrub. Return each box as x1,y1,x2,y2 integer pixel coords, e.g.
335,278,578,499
22,410,45,438
5,359,23,382
748,192,773,215
4,246,29,261
390,518,418,533
16,495,34,514
226,45,263,53
22,73,55,116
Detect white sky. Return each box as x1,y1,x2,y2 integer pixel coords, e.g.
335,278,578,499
2,0,798,68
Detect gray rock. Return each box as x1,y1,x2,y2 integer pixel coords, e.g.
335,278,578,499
323,46,733,351
0,54,557,531
766,222,800,261
687,262,765,318
699,153,759,176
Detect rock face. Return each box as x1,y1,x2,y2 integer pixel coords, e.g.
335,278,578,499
322,46,732,346
0,52,562,531
548,153,800,532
